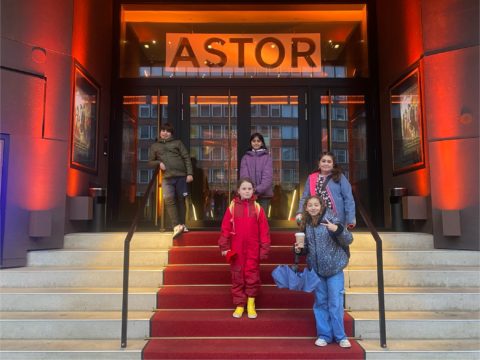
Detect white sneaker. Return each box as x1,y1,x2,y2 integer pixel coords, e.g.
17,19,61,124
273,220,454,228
172,225,184,239
339,339,351,348
314,338,328,347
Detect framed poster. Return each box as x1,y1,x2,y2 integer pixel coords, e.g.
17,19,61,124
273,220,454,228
71,62,100,173
390,68,425,174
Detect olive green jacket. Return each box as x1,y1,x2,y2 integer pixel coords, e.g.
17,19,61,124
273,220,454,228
148,137,193,178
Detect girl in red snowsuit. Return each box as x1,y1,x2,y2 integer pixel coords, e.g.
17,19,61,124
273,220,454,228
218,178,271,319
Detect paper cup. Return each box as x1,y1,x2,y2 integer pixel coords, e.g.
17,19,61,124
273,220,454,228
295,232,305,248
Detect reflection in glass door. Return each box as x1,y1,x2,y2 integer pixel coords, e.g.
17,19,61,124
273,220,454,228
188,95,238,223
187,91,302,227
319,94,369,209
250,95,300,221
117,94,168,224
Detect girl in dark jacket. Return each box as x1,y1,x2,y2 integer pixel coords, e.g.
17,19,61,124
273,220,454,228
296,195,353,348
239,133,273,214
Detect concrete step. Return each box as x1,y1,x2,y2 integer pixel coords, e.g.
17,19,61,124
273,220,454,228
63,232,172,250
0,287,158,311
349,232,434,250
345,287,480,311
27,250,169,267
350,249,480,267
360,339,480,360
0,266,164,287
63,232,434,251
345,266,480,287
0,311,152,340
351,310,480,340
0,339,145,360
167,245,480,267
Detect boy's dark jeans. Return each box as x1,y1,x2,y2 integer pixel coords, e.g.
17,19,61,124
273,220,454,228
162,176,188,227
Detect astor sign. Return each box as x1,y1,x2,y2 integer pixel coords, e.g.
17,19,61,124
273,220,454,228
165,33,321,73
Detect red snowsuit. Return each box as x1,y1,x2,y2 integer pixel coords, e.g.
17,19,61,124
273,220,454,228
218,196,271,306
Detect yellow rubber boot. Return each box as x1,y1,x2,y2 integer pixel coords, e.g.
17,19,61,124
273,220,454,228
247,297,257,319
232,306,244,318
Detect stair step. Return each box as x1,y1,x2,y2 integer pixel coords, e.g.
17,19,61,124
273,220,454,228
143,338,364,359
346,287,480,311
157,285,314,309
150,309,353,337
64,232,172,250
0,311,152,339
162,264,480,287
359,339,480,360
27,249,169,267
173,231,434,250
167,246,480,267
0,267,165,287
0,339,146,360
0,287,157,311
351,310,480,339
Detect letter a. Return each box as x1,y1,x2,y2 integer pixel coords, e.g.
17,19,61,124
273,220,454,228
170,38,200,68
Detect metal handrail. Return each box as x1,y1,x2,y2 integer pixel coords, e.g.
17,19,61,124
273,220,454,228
353,192,387,348
121,165,160,348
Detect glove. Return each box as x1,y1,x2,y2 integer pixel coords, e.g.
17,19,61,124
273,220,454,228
225,250,237,263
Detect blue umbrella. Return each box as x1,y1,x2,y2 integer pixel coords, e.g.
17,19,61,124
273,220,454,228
272,264,320,292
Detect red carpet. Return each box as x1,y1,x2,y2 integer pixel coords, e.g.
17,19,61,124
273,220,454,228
143,230,364,359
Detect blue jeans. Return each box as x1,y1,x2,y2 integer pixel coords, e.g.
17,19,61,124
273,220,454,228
313,271,347,343
162,176,188,227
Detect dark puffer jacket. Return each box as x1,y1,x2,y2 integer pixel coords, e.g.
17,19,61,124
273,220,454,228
148,137,193,178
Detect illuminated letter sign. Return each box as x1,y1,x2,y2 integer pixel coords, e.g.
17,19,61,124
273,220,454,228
166,33,321,74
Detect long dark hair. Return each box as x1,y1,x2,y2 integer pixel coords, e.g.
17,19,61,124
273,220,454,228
248,133,267,151
314,151,342,182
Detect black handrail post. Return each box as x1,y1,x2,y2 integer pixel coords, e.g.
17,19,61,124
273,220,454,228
120,166,160,348
353,192,387,348
120,235,131,348
376,239,387,348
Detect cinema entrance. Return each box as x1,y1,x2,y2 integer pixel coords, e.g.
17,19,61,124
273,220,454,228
108,3,380,229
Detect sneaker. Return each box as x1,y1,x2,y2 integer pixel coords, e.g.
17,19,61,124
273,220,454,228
339,339,351,348
182,225,189,233
314,338,328,347
172,225,184,239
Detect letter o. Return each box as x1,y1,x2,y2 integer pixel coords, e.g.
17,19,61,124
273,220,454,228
255,37,285,69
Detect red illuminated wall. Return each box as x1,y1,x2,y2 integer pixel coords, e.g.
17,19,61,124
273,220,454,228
65,0,113,233
0,0,113,267
377,0,479,249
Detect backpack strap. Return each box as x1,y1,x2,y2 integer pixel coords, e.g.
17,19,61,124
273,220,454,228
229,200,261,220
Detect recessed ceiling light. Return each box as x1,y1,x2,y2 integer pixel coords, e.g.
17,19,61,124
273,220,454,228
144,44,149,49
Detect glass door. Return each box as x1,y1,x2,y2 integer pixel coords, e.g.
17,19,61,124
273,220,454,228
184,88,305,228
311,89,371,217
187,93,238,224
110,89,173,228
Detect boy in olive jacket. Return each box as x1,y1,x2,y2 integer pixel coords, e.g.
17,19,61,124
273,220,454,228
148,123,193,238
